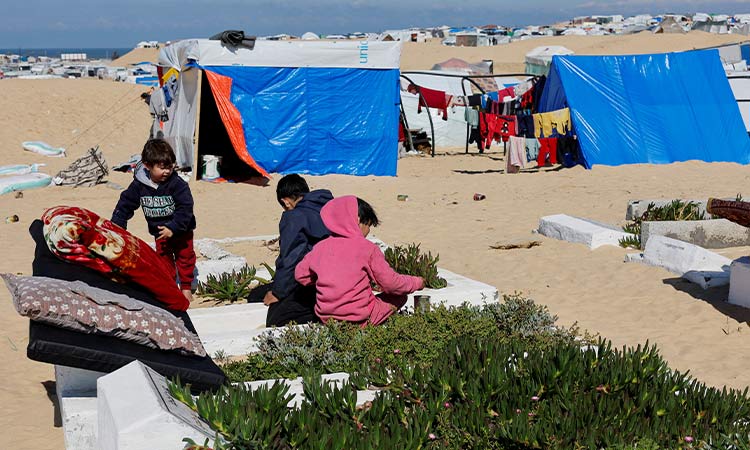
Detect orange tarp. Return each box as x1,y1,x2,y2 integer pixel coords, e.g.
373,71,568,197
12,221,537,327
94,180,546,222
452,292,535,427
203,70,270,178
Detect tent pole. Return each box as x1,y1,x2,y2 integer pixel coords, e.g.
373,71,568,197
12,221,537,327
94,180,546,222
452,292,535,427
192,69,203,181
462,77,469,154
399,98,415,154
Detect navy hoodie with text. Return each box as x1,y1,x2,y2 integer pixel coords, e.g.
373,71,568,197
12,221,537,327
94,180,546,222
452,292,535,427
273,189,333,300
111,165,196,238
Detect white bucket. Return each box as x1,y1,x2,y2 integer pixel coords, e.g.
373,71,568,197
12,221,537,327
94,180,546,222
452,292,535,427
202,155,221,180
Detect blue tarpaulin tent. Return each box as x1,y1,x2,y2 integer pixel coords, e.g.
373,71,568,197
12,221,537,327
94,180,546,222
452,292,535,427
157,39,403,178
539,49,750,168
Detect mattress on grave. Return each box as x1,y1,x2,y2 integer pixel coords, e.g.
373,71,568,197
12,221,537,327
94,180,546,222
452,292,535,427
26,219,226,392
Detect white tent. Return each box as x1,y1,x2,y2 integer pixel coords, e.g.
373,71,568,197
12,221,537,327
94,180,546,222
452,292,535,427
728,72,750,131
561,28,587,36
525,46,574,75
301,32,319,40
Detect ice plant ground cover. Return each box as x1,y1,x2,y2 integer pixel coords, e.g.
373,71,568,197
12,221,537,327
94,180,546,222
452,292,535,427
172,295,750,449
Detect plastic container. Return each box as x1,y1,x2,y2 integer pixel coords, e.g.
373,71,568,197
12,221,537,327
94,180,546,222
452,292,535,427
202,155,221,180
414,295,431,313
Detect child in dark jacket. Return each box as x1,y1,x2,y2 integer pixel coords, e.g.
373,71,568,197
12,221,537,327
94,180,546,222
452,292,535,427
111,139,197,302
253,174,332,327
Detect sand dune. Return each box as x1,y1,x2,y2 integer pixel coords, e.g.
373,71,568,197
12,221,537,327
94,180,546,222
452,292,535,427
3,32,750,448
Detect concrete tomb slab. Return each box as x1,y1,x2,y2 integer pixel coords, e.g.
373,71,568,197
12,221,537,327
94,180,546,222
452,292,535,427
641,235,731,289
729,257,750,308
641,219,750,249
188,266,498,357
97,360,214,450
55,366,106,450
538,214,635,249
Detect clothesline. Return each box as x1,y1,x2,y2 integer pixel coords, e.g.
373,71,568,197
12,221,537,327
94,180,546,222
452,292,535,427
399,72,584,170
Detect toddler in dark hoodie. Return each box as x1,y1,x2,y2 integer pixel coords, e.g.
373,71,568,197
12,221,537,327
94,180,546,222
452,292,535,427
254,174,332,327
111,139,196,302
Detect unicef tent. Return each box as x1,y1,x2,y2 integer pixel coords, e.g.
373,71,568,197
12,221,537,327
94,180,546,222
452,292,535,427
538,49,750,168
157,39,402,178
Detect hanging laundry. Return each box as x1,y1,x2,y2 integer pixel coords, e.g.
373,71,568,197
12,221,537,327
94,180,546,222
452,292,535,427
502,99,516,116
484,114,517,149
520,85,535,110
537,137,558,166
498,86,516,101
532,107,571,138
556,136,581,168
416,86,452,120
542,107,571,138
525,138,540,163
464,108,479,127
507,136,527,173
468,127,485,152
514,79,533,97
516,114,535,138
467,94,482,107
450,96,467,107
532,75,546,113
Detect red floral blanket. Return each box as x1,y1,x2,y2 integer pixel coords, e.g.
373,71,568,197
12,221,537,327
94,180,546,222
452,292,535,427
41,206,189,311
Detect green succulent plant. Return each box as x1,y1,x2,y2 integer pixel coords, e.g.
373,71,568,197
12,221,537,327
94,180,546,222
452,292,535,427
383,243,447,289
174,331,750,449
197,265,271,303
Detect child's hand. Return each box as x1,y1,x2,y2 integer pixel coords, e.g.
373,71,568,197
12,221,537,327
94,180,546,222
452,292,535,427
418,278,426,290
157,226,174,240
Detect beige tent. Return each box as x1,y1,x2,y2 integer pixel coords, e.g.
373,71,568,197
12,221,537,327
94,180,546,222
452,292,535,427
654,17,686,34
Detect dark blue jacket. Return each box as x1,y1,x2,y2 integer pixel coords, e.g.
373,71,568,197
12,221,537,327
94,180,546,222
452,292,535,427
273,189,333,299
111,165,196,238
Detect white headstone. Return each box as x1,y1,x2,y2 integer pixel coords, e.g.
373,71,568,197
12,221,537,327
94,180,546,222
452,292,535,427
97,361,215,450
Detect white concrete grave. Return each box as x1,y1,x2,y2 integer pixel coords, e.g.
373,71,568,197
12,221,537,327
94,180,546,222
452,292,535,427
95,362,378,450
641,235,732,289
188,265,498,357
729,257,750,308
189,235,498,357
97,360,215,450
538,214,635,249
242,372,378,409
626,199,710,221
640,219,750,249
55,366,106,450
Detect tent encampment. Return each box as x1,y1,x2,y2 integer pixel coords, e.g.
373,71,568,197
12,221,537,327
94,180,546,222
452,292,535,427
538,49,750,168
157,39,402,178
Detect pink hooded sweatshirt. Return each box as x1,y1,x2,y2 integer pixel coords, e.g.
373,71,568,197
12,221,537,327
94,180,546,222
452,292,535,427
295,196,423,325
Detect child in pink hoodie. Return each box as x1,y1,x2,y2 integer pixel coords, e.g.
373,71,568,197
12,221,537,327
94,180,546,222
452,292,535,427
295,196,424,325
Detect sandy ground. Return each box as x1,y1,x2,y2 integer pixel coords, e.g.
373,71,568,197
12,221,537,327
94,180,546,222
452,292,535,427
3,32,750,448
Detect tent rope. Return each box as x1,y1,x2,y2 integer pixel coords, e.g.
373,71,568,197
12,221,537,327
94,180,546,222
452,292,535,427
61,84,144,152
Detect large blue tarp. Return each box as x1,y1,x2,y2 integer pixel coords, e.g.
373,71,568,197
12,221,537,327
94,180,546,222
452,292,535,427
206,66,400,176
539,50,750,168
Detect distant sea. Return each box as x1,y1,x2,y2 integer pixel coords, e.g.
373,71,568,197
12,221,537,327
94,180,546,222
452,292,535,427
0,48,132,60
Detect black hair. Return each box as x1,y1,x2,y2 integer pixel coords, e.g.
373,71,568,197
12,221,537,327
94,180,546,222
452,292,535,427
357,197,380,227
141,139,176,167
276,174,310,206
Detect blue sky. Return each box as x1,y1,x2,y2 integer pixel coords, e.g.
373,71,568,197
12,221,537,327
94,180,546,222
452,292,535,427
1,0,748,48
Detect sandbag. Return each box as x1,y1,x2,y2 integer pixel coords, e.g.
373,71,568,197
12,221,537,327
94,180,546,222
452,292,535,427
22,141,66,157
